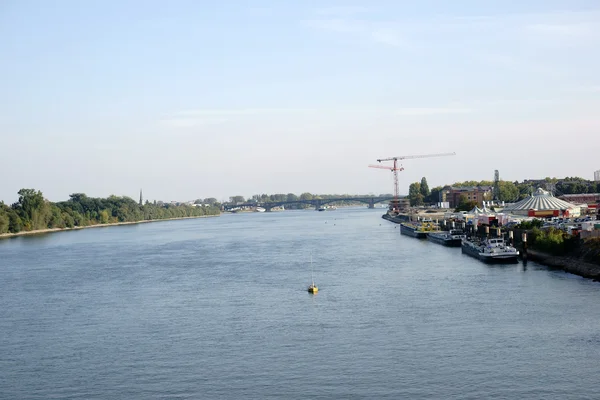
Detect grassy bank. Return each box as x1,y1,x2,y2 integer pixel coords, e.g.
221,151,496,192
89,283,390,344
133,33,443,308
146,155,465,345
0,214,220,240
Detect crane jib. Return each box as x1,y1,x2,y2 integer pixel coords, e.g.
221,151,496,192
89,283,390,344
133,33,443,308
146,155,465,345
370,152,456,212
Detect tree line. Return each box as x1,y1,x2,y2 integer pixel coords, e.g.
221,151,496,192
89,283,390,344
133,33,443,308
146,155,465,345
406,176,600,211
0,189,220,235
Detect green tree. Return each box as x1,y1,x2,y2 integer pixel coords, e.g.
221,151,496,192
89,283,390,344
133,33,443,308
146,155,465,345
229,196,245,204
420,177,430,198
453,180,493,187
0,205,9,234
408,182,423,206
286,193,298,202
426,186,443,204
454,195,478,212
299,192,313,201
498,181,519,202
15,188,50,230
516,182,533,200
8,209,23,233
99,210,110,224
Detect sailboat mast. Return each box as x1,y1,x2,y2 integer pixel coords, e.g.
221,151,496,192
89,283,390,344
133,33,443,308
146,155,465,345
310,253,314,285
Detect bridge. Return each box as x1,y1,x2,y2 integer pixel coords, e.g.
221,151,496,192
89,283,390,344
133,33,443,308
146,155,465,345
222,196,399,211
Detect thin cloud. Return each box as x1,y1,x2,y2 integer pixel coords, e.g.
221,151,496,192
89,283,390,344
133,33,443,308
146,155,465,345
526,23,594,36
161,106,475,128
160,108,316,128
174,108,313,117
569,85,600,93
303,8,600,48
370,28,406,47
302,18,365,34
314,6,370,16
479,53,560,77
394,107,473,116
160,117,229,129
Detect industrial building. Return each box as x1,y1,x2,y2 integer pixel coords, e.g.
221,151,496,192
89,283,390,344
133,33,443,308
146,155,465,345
559,193,600,214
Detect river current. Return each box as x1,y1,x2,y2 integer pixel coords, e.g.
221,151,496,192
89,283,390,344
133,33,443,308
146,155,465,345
1,207,599,399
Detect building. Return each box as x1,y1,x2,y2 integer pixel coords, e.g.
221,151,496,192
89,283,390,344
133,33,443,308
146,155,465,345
559,193,600,214
502,188,580,217
440,186,493,208
595,170,600,182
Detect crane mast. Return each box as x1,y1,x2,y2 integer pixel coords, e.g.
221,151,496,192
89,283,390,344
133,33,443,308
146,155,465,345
369,152,456,212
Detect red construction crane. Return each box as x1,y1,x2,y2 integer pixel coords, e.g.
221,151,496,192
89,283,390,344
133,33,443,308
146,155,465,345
369,152,456,211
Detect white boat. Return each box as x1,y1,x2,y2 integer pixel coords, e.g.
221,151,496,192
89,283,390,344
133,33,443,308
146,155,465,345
317,205,337,211
461,237,519,263
255,207,266,213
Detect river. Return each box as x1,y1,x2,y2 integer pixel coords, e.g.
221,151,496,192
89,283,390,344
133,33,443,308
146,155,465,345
1,207,599,399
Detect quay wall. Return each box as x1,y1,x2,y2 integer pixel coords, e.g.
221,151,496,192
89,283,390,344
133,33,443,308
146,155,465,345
526,249,600,281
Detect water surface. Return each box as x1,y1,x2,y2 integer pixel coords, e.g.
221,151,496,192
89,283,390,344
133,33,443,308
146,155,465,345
1,208,599,399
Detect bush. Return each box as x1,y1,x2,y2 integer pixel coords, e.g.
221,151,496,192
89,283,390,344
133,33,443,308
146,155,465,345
516,219,544,230
530,227,578,256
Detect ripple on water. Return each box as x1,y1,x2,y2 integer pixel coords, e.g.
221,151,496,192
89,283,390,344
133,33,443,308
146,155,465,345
1,208,600,399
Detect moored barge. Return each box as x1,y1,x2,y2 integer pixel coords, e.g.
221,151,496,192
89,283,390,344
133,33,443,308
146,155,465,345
461,237,519,263
427,229,466,247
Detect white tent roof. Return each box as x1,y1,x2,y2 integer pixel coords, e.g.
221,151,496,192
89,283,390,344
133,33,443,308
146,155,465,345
502,188,577,212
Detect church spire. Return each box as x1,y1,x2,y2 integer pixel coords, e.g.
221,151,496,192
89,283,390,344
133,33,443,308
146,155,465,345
139,189,143,206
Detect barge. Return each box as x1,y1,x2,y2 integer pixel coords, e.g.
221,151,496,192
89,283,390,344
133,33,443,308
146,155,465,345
400,221,440,239
427,229,466,247
461,237,519,263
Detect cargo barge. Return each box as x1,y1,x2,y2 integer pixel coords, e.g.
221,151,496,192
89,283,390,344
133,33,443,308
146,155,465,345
427,229,466,247
400,221,440,239
461,237,519,263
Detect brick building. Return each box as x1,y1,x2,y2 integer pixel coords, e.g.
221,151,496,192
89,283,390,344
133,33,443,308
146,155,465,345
440,186,493,208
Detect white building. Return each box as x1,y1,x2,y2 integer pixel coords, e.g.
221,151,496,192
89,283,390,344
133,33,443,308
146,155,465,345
501,188,581,217
595,170,600,182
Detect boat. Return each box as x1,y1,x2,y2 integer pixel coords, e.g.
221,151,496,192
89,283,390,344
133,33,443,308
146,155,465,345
255,207,266,213
461,237,519,263
307,254,318,293
427,229,466,247
318,205,337,212
382,211,407,224
400,221,440,238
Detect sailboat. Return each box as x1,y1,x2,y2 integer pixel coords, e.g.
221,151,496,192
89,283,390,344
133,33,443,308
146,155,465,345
307,253,318,294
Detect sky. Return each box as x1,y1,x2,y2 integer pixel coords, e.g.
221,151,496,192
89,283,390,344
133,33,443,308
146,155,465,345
1,0,600,204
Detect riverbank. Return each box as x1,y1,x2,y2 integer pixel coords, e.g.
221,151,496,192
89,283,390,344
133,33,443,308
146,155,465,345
0,214,220,240
527,249,600,281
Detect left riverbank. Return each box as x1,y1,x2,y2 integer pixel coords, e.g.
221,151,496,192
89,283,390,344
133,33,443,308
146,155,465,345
0,214,220,240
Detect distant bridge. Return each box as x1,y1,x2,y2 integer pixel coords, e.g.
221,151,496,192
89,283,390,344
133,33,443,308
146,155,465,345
222,196,400,211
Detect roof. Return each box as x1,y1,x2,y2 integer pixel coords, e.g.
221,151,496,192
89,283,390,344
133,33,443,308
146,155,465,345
502,188,578,212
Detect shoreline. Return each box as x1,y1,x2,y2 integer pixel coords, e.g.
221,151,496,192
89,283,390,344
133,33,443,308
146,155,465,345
0,214,220,240
527,249,600,281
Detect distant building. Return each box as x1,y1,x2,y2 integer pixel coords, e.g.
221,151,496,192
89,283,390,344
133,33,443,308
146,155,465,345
595,170,600,182
440,186,493,208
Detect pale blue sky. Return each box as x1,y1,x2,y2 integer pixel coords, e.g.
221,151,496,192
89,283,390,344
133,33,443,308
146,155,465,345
1,1,599,203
